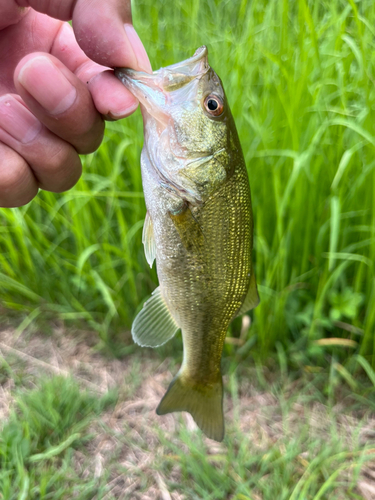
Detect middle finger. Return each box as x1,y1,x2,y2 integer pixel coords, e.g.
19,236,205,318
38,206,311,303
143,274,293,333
14,52,105,154
0,94,82,193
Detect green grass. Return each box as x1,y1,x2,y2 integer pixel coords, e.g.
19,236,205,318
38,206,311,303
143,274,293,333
1,2,375,495
0,373,117,499
1,0,375,363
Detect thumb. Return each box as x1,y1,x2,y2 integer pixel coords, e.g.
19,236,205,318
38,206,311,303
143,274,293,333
72,0,152,72
20,0,152,72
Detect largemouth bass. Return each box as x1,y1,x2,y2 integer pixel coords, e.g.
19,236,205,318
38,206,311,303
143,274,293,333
116,46,259,442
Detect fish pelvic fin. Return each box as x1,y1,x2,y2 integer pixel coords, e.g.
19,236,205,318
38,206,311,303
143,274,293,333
156,370,224,442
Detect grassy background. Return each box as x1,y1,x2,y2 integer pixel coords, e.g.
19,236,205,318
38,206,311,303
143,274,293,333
2,2,375,496
1,0,375,365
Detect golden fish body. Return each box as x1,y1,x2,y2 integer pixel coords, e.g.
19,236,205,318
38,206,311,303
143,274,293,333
116,47,259,441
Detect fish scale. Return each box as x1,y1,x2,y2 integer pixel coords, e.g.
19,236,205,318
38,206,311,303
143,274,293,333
116,46,259,441
178,167,253,379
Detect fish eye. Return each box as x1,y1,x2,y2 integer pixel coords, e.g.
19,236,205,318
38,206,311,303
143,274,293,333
203,94,224,117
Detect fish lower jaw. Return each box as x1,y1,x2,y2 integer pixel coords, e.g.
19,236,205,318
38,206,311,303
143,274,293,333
142,107,169,131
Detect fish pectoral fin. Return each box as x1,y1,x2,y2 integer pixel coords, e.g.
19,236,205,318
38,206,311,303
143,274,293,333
156,371,224,442
131,287,179,347
142,211,156,268
169,207,205,254
236,270,260,316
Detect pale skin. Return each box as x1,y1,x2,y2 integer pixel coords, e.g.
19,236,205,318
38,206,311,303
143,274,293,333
0,0,152,208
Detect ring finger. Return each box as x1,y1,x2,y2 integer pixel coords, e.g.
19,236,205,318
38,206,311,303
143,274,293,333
0,142,37,208
0,94,82,196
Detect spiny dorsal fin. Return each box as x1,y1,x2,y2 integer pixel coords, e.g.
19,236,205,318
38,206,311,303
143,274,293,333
156,370,224,442
236,271,260,316
142,212,156,268
131,287,179,347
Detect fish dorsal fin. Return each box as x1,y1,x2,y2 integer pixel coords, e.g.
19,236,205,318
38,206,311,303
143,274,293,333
131,287,179,347
142,212,156,268
236,271,260,316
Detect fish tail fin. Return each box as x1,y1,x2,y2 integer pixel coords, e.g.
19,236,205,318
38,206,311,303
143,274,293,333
156,370,224,442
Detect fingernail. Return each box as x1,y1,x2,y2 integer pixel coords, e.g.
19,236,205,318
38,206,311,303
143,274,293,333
108,101,139,119
124,25,152,73
18,56,77,115
0,95,42,144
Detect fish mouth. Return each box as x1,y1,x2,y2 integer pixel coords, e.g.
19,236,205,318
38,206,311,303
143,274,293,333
115,46,209,123
115,47,214,206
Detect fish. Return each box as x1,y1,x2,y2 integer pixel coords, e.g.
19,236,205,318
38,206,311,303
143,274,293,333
115,46,259,442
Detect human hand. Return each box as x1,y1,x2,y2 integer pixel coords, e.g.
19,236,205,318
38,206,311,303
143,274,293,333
0,0,151,207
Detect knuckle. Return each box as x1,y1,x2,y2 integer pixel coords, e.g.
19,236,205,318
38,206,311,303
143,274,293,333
5,187,38,208
75,117,105,155
0,153,37,207
57,156,82,192
44,146,82,193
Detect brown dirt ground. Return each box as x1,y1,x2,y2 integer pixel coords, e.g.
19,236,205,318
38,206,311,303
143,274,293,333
0,326,374,499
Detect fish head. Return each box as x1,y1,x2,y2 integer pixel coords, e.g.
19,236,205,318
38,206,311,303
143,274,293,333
116,47,236,203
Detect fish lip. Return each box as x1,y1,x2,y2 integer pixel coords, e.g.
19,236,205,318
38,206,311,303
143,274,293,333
114,46,209,114
114,68,165,104
160,45,208,74
115,67,169,125
114,45,208,83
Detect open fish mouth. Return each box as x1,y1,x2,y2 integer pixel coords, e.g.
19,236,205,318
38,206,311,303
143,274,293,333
115,46,209,123
115,46,227,206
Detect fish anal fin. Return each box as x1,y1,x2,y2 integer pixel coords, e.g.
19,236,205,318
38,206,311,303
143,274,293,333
156,370,224,442
237,271,260,316
131,287,179,347
142,212,156,268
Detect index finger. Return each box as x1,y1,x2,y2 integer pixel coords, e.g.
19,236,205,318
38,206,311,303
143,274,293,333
17,0,151,72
